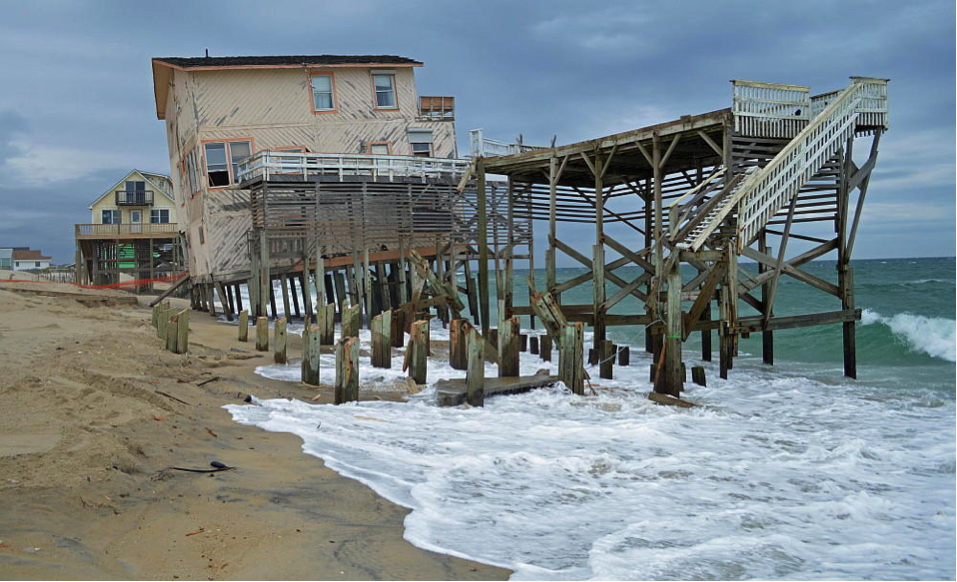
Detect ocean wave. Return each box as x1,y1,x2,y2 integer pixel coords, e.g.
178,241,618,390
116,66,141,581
861,309,956,362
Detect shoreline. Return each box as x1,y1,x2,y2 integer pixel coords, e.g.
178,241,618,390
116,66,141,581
0,281,510,580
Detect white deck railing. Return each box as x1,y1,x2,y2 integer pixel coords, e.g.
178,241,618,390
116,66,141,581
236,151,470,183
680,77,889,251
469,129,545,158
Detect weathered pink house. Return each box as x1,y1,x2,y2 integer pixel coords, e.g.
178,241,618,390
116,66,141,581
151,54,458,283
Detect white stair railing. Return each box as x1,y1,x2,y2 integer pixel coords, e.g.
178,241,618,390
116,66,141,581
681,79,883,251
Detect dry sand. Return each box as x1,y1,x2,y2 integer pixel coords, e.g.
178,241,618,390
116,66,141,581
0,280,509,580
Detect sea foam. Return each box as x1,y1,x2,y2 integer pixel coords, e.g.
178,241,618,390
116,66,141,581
226,323,956,580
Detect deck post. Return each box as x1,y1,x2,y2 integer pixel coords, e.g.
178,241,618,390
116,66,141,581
279,275,291,321
466,328,485,406
559,322,585,395
341,303,361,339
599,339,614,380
255,316,269,351
238,309,248,342
701,301,712,362
839,137,857,379
288,276,300,319
334,337,360,404
540,332,552,362
476,159,491,334
658,265,684,396
759,233,774,365
258,230,270,320
274,317,287,364
318,303,335,345
450,318,469,370
301,324,321,386
498,317,520,378
409,319,429,385
371,310,392,369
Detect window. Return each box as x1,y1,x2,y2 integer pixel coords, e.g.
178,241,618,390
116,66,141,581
373,74,396,109
35,262,41,268
408,129,434,157
102,210,121,224
151,209,170,224
367,142,391,155
311,74,335,111
204,140,251,187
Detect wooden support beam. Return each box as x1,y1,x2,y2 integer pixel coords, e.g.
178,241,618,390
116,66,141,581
341,303,361,339
317,303,335,345
599,340,614,380
274,317,288,364
540,332,552,362
450,318,470,371
559,323,585,395
255,316,269,352
371,310,392,369
334,337,360,404
466,327,485,407
301,324,321,386
498,317,520,378
238,310,248,342
407,320,429,385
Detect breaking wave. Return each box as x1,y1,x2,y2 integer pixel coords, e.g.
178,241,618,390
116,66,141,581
861,309,956,362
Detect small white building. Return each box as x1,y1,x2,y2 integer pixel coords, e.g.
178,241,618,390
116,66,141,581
12,248,51,271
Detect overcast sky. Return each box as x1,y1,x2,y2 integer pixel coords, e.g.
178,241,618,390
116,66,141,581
0,0,953,263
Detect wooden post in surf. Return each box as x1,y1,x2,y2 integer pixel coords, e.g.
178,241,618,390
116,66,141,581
540,333,552,362
498,317,520,378
691,365,706,387
238,310,249,342
449,318,469,371
529,335,539,355
341,303,361,339
301,324,321,386
559,322,585,395
618,346,630,366
466,327,485,406
390,308,405,348
317,303,335,345
370,310,392,369
599,339,614,380
274,317,288,364
408,319,429,385
334,336,360,404
255,316,269,351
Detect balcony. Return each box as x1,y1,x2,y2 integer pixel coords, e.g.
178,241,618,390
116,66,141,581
115,190,154,206
417,96,455,121
236,151,470,184
75,222,178,239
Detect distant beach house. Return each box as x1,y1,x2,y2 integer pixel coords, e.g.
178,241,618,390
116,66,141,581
74,170,185,288
150,54,458,282
87,169,177,227
7,248,52,271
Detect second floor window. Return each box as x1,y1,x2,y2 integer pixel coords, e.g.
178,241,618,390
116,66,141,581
151,209,170,224
311,75,335,111
204,140,251,187
102,210,121,224
123,180,147,204
373,74,396,109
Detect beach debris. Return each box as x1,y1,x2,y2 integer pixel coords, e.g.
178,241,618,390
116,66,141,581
168,461,234,473
153,416,166,421
156,390,190,406
242,394,253,403
205,427,218,438
197,376,220,386
185,528,205,537
647,392,697,408
353,415,388,423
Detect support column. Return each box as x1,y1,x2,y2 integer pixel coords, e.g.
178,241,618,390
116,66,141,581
759,231,774,365
477,159,491,334
592,150,606,351
839,137,857,378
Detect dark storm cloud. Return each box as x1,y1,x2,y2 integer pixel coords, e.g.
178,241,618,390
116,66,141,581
0,0,953,261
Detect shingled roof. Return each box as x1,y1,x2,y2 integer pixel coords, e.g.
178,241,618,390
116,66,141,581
153,55,422,69
12,249,51,261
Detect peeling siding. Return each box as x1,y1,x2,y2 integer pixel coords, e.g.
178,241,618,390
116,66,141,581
161,64,458,282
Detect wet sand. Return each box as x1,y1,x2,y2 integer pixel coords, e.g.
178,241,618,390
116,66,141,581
0,281,509,580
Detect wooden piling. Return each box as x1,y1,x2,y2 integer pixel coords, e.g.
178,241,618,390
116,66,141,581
289,276,301,319
371,310,392,369
175,309,189,354
559,323,585,395
408,319,429,385
255,316,269,351
691,365,707,387
390,308,405,348
450,319,469,371
519,333,528,352
498,317,520,378
540,333,552,362
341,303,361,339
334,337,360,404
529,336,539,355
280,275,291,320
318,303,335,345
274,317,288,364
238,309,249,342
165,309,178,352
466,327,485,407
618,346,630,366
301,324,321,386
599,339,614,380
216,283,234,322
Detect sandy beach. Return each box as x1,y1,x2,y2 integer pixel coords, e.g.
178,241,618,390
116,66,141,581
0,280,509,580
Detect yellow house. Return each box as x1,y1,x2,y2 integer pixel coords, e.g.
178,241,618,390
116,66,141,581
75,170,185,288
88,169,177,226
